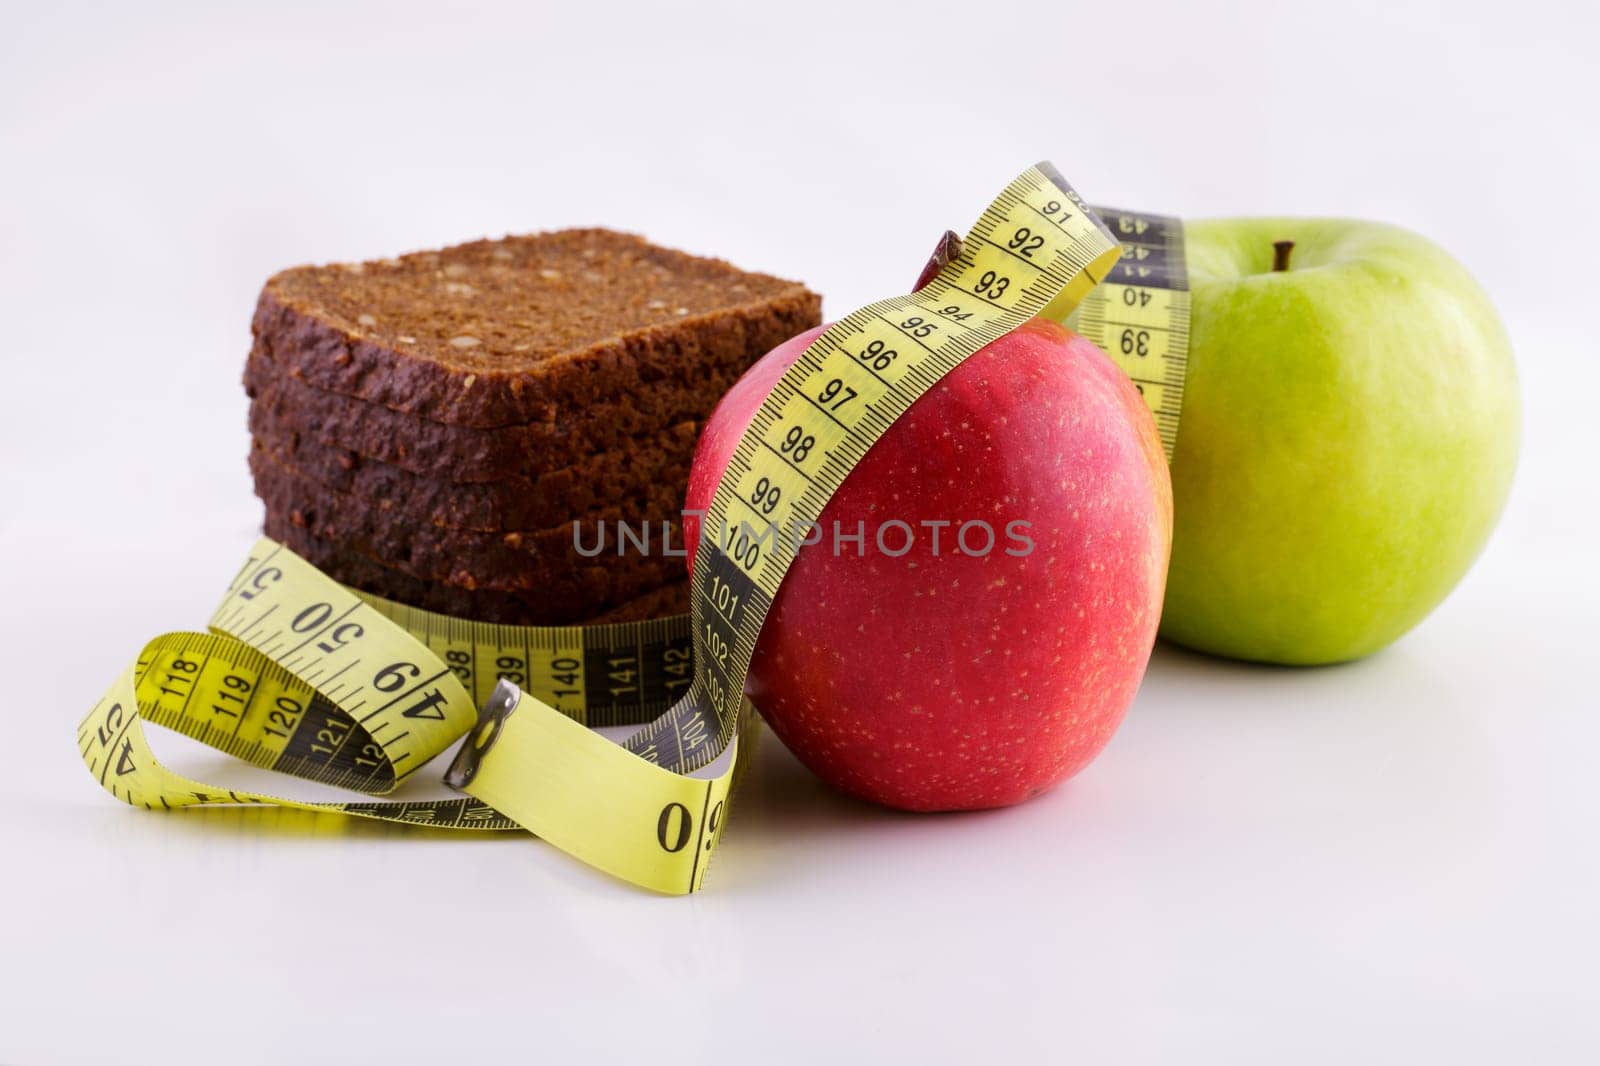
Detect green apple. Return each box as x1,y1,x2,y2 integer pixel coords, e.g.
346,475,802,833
1161,218,1519,664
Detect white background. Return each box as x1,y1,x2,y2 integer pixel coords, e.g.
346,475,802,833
2,1,1597,1062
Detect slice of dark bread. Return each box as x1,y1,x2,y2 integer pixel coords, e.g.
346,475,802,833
246,348,719,483
252,450,684,598
264,505,678,615
251,418,700,531
577,580,689,624
253,229,821,428
274,516,690,625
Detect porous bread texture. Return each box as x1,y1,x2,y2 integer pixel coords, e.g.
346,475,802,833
248,228,819,623
251,419,699,532
254,228,821,427
268,520,690,626
252,449,685,598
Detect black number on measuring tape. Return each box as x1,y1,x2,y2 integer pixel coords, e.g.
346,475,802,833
857,339,897,372
265,695,304,737
900,315,937,339
1041,199,1072,223
316,622,364,654
373,661,421,692
1120,328,1150,357
706,800,723,843
1123,288,1152,307
210,673,252,719
750,476,781,515
97,701,124,746
495,655,526,687
974,271,1010,300
550,656,580,691
723,526,762,570
1007,227,1044,257
358,658,454,723
160,656,199,697
291,602,332,633
400,689,449,720
817,377,857,411
780,425,815,462
238,566,282,601
657,802,692,853
936,304,973,322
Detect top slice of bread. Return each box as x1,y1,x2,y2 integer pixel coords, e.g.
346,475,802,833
253,229,820,428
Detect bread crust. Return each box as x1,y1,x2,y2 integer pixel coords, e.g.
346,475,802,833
247,229,811,621
250,418,699,532
252,449,686,599
271,517,690,625
247,347,727,482
253,229,821,428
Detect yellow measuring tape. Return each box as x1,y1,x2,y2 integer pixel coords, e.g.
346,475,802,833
1063,205,1189,459
80,553,730,818
80,165,1190,893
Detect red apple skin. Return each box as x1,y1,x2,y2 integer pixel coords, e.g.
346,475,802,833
685,318,1172,812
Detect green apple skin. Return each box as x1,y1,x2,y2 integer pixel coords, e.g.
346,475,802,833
1162,218,1520,664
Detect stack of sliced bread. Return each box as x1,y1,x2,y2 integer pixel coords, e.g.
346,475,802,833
245,229,820,624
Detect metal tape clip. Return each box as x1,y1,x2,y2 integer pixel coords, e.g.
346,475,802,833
444,679,521,790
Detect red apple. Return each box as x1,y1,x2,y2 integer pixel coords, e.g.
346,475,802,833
685,318,1172,811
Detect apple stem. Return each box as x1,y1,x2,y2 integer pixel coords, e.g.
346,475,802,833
1272,240,1294,272
914,230,964,292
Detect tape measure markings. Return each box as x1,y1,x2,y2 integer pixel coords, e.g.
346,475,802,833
1065,205,1190,458
80,579,706,835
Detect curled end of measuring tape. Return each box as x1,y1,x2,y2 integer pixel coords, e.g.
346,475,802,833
444,679,522,791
